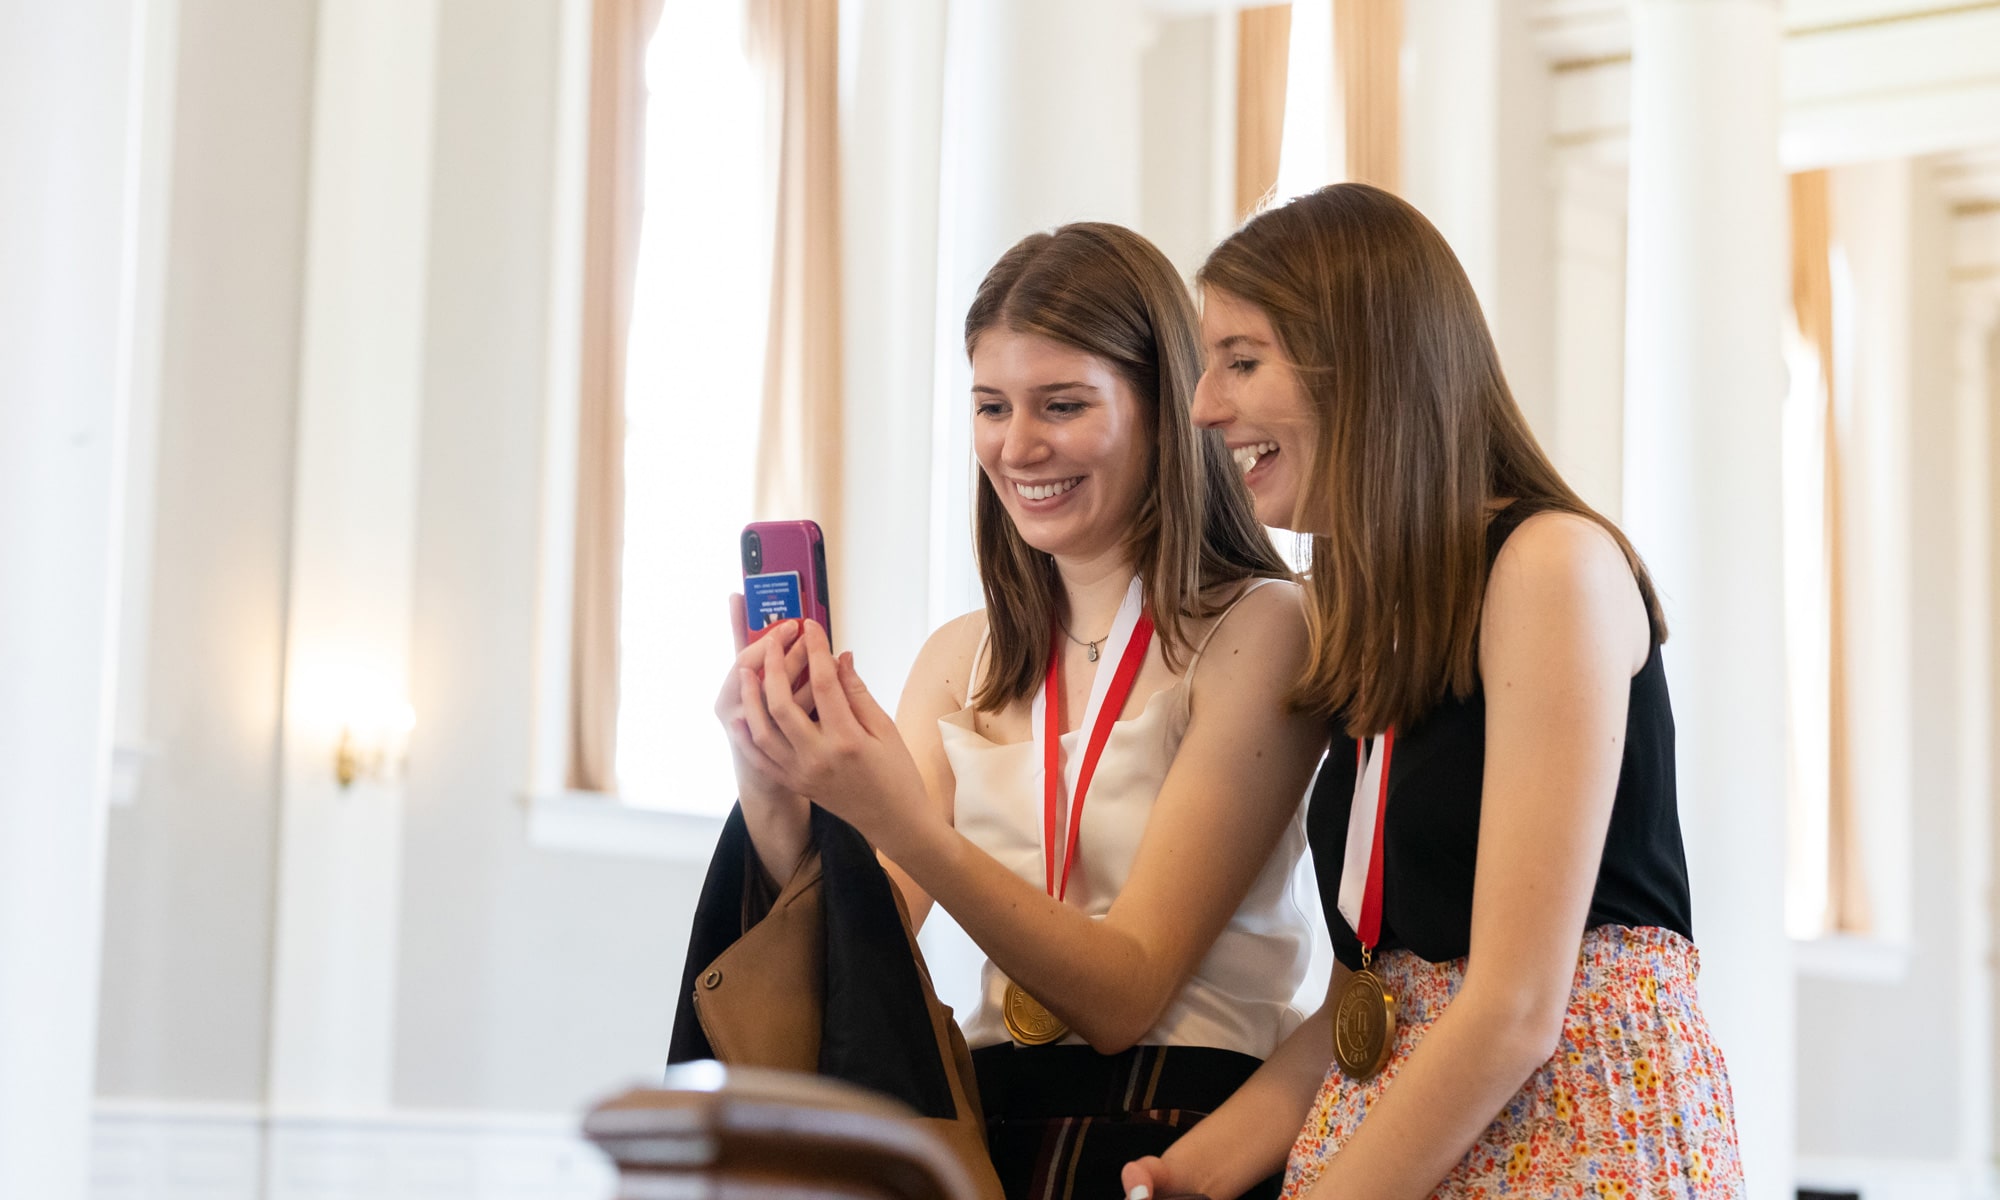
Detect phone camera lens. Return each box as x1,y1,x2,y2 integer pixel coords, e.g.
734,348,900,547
741,529,762,574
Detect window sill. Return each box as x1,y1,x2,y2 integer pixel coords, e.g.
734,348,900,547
1792,932,1911,983
523,789,727,863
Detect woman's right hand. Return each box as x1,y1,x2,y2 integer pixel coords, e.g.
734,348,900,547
715,595,816,880
1119,1158,1203,1200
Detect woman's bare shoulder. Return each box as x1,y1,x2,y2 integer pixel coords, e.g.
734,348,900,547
1486,511,1649,674
1184,577,1309,703
1200,576,1307,649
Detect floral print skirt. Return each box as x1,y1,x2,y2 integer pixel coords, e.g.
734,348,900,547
1282,925,1744,1199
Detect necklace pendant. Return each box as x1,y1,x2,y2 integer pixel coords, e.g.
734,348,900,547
1087,643,1100,663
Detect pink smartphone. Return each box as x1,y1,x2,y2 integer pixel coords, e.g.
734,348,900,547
740,520,832,644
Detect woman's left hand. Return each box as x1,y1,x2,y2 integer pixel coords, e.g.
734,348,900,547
738,619,938,856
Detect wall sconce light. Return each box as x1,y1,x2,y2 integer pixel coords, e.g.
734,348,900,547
333,702,415,790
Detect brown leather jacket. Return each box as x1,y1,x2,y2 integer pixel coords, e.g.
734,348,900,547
669,805,1005,1200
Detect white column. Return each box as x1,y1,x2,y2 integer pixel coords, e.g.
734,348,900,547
928,0,1147,626
264,0,437,1122
0,2,143,1196
1952,268,2000,1196
1402,0,1556,437
1550,163,1629,518
838,0,948,699
1621,3,1792,1198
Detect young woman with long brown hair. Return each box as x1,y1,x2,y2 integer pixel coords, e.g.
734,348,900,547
717,223,1327,1198
1122,184,1744,1199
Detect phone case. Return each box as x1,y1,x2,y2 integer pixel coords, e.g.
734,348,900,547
741,519,832,643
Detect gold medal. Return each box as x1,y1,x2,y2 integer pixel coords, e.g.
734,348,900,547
1001,980,1069,1046
1332,962,1396,1080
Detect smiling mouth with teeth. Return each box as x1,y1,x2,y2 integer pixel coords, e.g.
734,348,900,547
1232,441,1279,475
1013,477,1082,501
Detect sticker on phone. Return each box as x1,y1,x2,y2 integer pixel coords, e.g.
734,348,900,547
744,571,805,634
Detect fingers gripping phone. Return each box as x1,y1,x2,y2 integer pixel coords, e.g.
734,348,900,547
740,520,832,644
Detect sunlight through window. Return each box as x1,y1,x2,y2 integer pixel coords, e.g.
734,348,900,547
616,3,770,815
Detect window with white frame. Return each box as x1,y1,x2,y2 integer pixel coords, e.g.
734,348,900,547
614,2,770,816
1780,171,1894,949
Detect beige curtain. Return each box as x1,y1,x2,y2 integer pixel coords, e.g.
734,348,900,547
568,0,666,793
1790,169,1869,934
748,0,844,605
1235,5,1293,220
1334,0,1401,192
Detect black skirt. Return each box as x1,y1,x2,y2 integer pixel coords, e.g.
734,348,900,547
973,1043,1282,1200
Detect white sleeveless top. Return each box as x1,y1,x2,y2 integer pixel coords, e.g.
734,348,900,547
938,579,1311,1056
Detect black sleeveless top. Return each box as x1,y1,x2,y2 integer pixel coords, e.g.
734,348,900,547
1307,503,1693,970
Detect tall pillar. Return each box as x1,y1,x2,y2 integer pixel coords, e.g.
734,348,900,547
1951,262,2000,1194
839,0,948,701
1403,0,1557,446
1550,163,1629,517
1621,3,1792,1197
929,0,1147,625
264,0,437,1127
0,2,143,1196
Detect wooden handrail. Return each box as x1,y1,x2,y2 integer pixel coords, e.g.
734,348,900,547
584,1062,983,1200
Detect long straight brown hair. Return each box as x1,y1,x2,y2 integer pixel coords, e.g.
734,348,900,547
968,223,1288,711
1198,184,1666,737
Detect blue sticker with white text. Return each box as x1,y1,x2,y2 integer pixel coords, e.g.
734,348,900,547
745,571,804,631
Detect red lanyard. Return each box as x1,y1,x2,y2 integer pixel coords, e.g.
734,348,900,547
1041,614,1155,901
1352,730,1395,951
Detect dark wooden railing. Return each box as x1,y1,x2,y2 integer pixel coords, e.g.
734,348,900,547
584,1062,982,1200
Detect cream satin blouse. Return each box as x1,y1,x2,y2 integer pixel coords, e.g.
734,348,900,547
938,579,1310,1055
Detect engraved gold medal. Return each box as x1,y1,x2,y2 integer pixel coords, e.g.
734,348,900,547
1333,963,1396,1080
1001,981,1068,1046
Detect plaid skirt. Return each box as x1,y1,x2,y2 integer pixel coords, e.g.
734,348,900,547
975,1042,1280,1200
1283,925,1744,1199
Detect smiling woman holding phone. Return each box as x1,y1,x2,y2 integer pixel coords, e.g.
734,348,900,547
715,222,1326,1199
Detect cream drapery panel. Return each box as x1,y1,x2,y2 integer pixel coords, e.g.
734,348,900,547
748,0,844,603
1334,0,1401,191
1235,4,1293,220
1789,169,1869,935
568,0,666,793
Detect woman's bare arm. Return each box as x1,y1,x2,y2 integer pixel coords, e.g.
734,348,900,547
864,583,1327,1051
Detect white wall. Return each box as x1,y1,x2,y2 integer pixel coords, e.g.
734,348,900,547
1140,12,1231,282
94,0,316,1104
